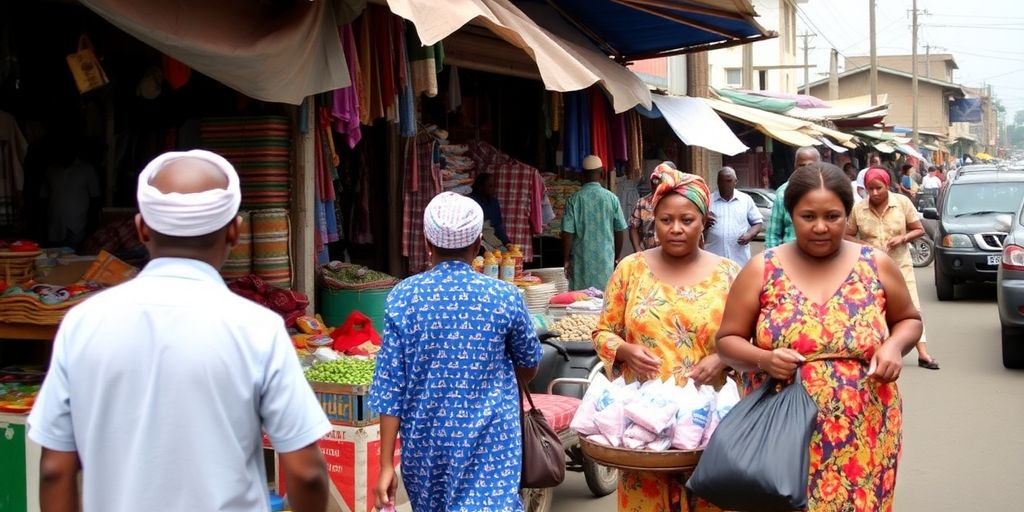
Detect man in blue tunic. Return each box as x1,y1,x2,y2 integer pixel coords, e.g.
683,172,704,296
369,191,542,511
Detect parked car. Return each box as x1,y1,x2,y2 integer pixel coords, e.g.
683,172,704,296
996,200,1024,369
922,166,1024,301
738,188,775,241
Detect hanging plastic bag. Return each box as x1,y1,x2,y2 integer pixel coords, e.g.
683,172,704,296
330,311,382,354
686,372,818,512
66,35,109,94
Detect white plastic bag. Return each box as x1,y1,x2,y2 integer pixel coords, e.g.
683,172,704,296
623,424,658,449
569,373,612,436
671,380,715,450
701,378,741,446
592,379,636,447
624,379,681,434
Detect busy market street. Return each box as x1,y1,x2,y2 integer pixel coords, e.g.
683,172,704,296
3,0,1024,511
550,262,1024,512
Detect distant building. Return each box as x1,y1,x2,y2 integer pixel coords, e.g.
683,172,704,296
844,53,958,83
707,0,805,93
806,65,964,137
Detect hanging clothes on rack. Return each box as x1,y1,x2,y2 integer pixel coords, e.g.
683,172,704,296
0,110,27,227
589,90,613,175
407,23,444,98
402,134,442,274
626,110,643,180
331,24,363,149
563,91,590,171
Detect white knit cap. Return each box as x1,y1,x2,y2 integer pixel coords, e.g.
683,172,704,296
423,192,484,249
137,150,241,237
582,154,603,171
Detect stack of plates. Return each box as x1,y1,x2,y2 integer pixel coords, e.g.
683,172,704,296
529,267,569,294
524,283,557,313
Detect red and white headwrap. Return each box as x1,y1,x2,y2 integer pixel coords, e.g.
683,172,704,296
136,149,241,237
424,192,484,249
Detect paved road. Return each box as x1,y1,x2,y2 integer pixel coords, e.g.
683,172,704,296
551,264,1024,511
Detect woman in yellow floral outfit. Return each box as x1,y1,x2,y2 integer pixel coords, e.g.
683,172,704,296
593,167,739,512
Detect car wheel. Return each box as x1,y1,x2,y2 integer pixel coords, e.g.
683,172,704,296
935,265,955,301
910,237,935,268
1002,325,1024,369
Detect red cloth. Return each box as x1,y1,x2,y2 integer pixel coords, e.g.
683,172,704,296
402,138,442,274
161,54,192,90
525,394,581,433
611,112,628,163
589,90,613,174
470,141,544,261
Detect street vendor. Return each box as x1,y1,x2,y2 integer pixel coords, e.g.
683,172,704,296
369,191,541,511
562,155,628,291
468,172,510,246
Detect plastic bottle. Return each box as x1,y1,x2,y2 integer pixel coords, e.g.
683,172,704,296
509,244,524,279
483,252,499,279
472,256,484,273
500,252,516,282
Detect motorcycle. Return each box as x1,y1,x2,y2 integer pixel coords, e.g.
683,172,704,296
518,331,618,512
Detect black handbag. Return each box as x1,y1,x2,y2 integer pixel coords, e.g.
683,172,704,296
516,376,566,488
686,371,818,511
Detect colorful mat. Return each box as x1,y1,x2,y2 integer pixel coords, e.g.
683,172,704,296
199,116,292,210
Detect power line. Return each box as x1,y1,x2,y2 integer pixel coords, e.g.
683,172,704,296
928,13,1024,20
923,24,1024,30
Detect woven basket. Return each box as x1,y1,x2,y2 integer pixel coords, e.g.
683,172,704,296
0,251,41,284
579,436,702,473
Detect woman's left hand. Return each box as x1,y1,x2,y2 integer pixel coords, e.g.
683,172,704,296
885,236,905,252
868,342,903,383
686,353,727,386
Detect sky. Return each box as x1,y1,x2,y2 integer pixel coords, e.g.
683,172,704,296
792,0,1024,123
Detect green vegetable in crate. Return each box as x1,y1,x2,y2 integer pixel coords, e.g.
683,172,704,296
305,357,377,385
320,262,398,289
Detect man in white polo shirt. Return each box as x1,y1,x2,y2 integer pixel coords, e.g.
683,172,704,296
28,150,331,512
706,167,763,266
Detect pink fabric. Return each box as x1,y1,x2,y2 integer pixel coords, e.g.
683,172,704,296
529,172,545,235
331,24,362,149
526,393,580,433
865,167,891,187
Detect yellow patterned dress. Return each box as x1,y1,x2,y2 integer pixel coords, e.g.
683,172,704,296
593,252,739,512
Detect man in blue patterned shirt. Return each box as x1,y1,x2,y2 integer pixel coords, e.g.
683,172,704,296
369,192,542,512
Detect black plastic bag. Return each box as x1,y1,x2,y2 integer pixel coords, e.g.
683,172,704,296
686,371,818,511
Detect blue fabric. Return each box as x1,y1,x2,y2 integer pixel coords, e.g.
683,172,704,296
563,91,591,171
367,261,542,512
513,0,764,59
469,193,510,245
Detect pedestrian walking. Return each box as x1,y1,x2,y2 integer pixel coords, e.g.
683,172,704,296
717,162,924,511
765,146,821,248
28,150,331,512
856,154,883,199
594,168,739,511
705,167,763,266
922,166,943,190
562,155,628,291
847,167,940,369
628,164,669,252
368,192,542,511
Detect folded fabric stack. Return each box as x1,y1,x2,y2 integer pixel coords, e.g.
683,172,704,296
542,175,581,237
0,282,105,325
199,116,292,210
440,144,475,195
228,275,309,327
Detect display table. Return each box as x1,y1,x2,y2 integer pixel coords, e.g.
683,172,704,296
0,323,58,341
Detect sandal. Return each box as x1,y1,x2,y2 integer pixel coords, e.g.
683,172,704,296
918,358,940,370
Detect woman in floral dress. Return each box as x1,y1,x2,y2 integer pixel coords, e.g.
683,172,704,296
717,163,924,511
593,167,739,512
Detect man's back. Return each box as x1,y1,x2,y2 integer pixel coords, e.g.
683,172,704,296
564,183,624,242
29,258,329,512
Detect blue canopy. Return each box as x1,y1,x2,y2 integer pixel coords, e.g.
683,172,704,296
513,0,773,61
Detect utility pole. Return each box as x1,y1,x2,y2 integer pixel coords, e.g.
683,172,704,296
829,48,839,100
742,43,754,90
912,0,919,145
924,43,931,79
869,0,878,106
798,33,815,95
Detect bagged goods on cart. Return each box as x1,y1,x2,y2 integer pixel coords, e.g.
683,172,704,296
591,379,639,447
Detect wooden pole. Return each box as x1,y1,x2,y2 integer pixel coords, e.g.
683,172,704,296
829,48,839,100
869,0,878,106
912,0,920,145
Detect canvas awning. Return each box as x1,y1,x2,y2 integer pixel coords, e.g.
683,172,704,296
703,98,855,149
388,0,652,112
649,95,748,156
895,143,928,162
512,0,774,61
81,0,350,105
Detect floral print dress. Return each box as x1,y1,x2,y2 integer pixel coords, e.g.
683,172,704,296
593,252,739,512
749,247,902,511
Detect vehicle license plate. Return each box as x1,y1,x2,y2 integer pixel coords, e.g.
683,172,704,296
988,255,1001,266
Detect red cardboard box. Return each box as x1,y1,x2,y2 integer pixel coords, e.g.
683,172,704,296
275,424,401,512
